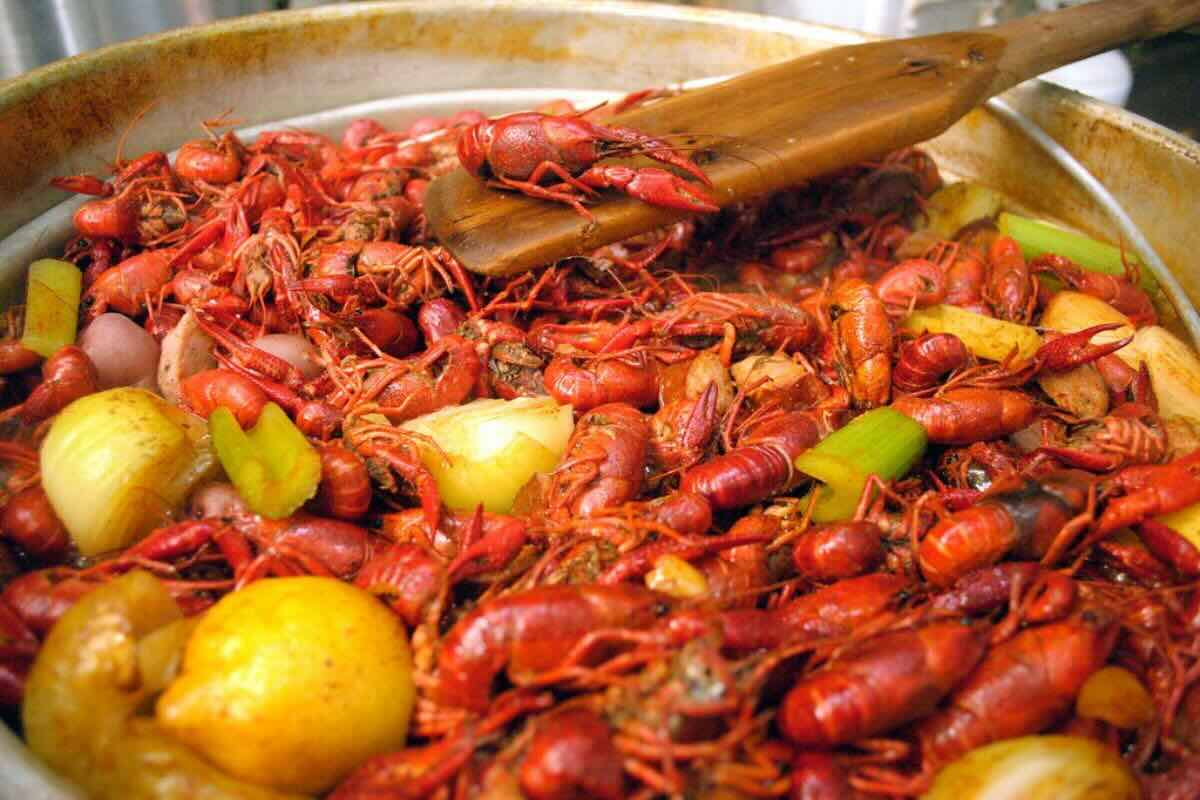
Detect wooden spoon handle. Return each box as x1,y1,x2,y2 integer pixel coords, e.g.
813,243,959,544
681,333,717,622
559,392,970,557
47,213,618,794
989,0,1200,96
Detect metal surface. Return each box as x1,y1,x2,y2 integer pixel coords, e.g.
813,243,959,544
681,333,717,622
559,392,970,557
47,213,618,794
0,0,275,82
985,96,1200,344
0,1,1198,795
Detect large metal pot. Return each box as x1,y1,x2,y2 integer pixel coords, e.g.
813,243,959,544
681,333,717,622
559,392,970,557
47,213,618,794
0,1,1197,796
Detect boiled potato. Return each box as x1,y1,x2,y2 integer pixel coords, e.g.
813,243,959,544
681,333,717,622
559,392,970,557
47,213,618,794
1040,291,1134,343
921,181,1004,239
157,577,413,794
1121,326,1200,422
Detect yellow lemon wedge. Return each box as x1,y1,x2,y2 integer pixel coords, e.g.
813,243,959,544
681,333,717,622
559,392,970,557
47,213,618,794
156,577,413,794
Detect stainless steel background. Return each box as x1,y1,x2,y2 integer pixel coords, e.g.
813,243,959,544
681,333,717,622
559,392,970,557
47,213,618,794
0,0,275,81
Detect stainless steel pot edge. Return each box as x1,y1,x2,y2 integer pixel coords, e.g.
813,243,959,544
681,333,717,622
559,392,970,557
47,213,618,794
1,2,1199,795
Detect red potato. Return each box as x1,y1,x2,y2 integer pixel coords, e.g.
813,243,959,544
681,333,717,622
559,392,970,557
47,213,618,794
252,334,323,381
77,313,161,390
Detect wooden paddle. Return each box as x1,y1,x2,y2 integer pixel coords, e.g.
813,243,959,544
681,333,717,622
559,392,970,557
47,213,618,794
424,0,1200,277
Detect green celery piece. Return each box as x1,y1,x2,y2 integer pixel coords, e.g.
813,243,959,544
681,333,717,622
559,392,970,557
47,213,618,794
997,212,1159,294
209,403,321,519
21,259,82,357
794,407,927,523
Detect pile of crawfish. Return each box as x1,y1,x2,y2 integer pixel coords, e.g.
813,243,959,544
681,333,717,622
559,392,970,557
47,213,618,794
2,93,1200,800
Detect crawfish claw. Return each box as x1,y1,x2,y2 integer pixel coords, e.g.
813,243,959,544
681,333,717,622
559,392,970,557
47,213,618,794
1036,323,1131,373
579,166,719,214
681,381,720,450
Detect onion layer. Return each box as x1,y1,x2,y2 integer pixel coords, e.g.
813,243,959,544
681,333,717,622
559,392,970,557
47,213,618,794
401,397,574,513
39,388,218,556
923,735,1141,799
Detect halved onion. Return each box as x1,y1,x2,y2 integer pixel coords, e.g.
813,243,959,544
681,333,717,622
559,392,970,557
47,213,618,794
923,735,1141,799
39,388,219,556
401,397,574,513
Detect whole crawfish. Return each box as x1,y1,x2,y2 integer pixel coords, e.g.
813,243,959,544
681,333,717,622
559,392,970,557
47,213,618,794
458,111,718,217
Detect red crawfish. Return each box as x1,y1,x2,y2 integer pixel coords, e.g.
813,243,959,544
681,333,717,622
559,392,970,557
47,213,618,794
331,691,552,800
312,443,372,521
180,358,342,441
82,249,177,320
792,520,885,581
1092,450,1200,540
354,542,444,628
345,307,421,359
0,568,102,638
181,368,269,429
656,291,817,355
984,235,1036,323
673,573,911,654
174,131,244,185
1032,253,1157,326
893,333,970,394
585,490,714,538
381,508,531,586
8,346,98,424
58,151,178,244
648,381,721,479
790,752,856,800
929,562,1070,619
778,620,987,747
917,472,1091,588
892,387,1037,445
1039,403,1168,473
546,403,650,517
944,246,991,315
0,563,224,645
457,111,718,218
1138,519,1200,578
434,583,659,712
519,709,624,800
0,598,37,706
118,514,378,588
0,336,41,377
348,430,443,534
416,297,467,344
596,512,776,589
830,278,893,409
873,258,947,313
348,334,482,423
1033,322,1134,375
915,609,1117,768
543,353,660,412
1,487,70,564
52,150,171,199
297,241,461,311
680,409,833,510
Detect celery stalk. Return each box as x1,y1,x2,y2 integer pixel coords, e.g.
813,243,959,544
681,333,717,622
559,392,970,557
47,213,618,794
21,259,82,357
997,212,1159,294
210,403,321,519
794,408,927,523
